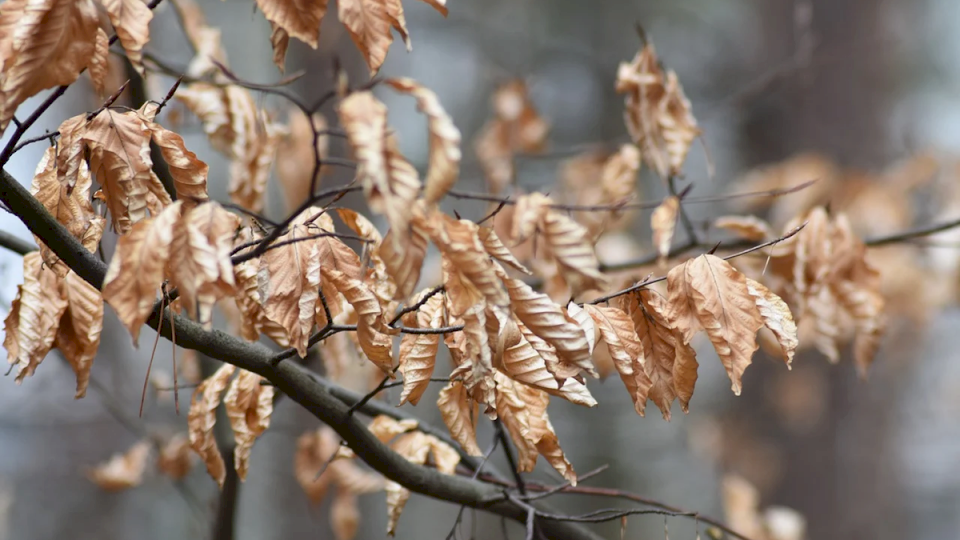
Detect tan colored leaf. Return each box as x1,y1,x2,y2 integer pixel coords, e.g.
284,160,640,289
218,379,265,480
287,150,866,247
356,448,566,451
168,202,238,329
102,201,182,344
30,146,97,275
188,363,236,487
384,0,410,51
55,270,104,398
269,22,290,72
254,0,328,48
398,294,443,405
651,196,679,262
601,144,642,207
147,121,210,207
338,0,392,75
101,0,152,76
502,277,595,376
3,252,67,383
0,0,100,135
257,207,324,358
367,415,419,444
714,215,774,242
745,278,798,367
294,427,340,503
158,433,194,480
322,267,394,372
474,81,549,193
381,219,429,301
615,42,700,178
619,289,698,417
385,431,434,535
437,381,482,456
478,226,531,275
417,0,447,16
450,308,497,416
229,115,284,213
86,440,152,491
224,369,275,480
277,113,329,211
88,27,110,95
584,305,652,416
664,255,764,395
330,492,360,540
385,78,462,203
539,209,609,294
428,214,509,310
565,302,596,356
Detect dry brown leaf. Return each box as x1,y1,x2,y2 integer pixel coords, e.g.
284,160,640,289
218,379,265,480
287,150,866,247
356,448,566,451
277,113,329,211
100,0,153,75
88,27,110,95
714,215,774,242
147,121,210,207
322,267,394,372
367,415,419,444
338,0,392,75
385,78,462,204
428,214,509,311
450,308,498,416
381,218,429,301
55,270,104,398
224,369,274,480
255,0,328,49
86,440,152,491
30,147,97,275
615,42,700,178
3,252,67,383
584,305,652,416
269,22,290,72
493,373,539,471
168,202,238,329
294,428,341,503
158,433,194,480
478,226,531,275
102,201,183,344
257,207,324,357
664,255,764,395
330,492,360,540
651,196,679,262
398,294,443,405
539,209,609,294
0,0,100,134
510,192,552,244
188,363,236,487
437,381,482,456
474,81,549,193
502,277,595,377
745,278,798,367
384,0,411,51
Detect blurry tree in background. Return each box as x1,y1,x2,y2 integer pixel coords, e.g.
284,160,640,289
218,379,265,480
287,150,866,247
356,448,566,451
1,1,960,540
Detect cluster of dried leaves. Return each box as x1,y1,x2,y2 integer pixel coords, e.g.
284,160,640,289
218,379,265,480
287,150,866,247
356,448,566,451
0,0,914,536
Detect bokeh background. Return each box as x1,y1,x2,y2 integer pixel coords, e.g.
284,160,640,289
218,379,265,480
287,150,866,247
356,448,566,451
2,0,959,539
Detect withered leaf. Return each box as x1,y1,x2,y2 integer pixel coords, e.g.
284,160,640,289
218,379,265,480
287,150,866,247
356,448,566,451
223,369,274,480
663,254,764,395
102,201,183,344
188,363,236,487
3,252,67,383
398,294,443,405
100,0,153,75
651,196,679,262
584,305,652,416
255,0,328,49
385,78,462,204
87,440,152,491
437,380,482,456
158,433,194,480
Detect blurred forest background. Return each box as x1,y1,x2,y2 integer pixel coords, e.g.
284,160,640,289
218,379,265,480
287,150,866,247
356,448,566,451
2,0,960,539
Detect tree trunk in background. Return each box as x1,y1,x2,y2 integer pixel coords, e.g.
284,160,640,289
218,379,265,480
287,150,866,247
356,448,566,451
737,1,903,539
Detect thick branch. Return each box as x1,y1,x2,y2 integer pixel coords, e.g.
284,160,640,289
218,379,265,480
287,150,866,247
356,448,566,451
0,168,602,540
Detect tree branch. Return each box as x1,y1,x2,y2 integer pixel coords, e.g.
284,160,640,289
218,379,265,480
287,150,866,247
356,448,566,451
0,167,602,540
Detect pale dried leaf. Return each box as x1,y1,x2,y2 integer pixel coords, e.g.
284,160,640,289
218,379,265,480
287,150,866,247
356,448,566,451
277,113,329,211
158,433,194,480
585,305,652,416
478,226,531,275
437,381,482,456
385,78,462,203
255,0,328,48
539,209,609,294
664,255,763,395
745,278,798,367
338,0,392,75
398,295,443,405
0,0,100,134
3,252,67,383
651,196,679,262
101,0,152,76
55,271,103,398
148,121,210,207
87,440,152,491
714,215,774,242
224,370,274,480
322,267,394,372
88,27,110,95
102,201,182,344
269,22,290,72
188,363,236,487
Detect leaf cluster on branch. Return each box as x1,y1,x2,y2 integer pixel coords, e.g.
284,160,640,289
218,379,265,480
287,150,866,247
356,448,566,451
0,0,953,538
